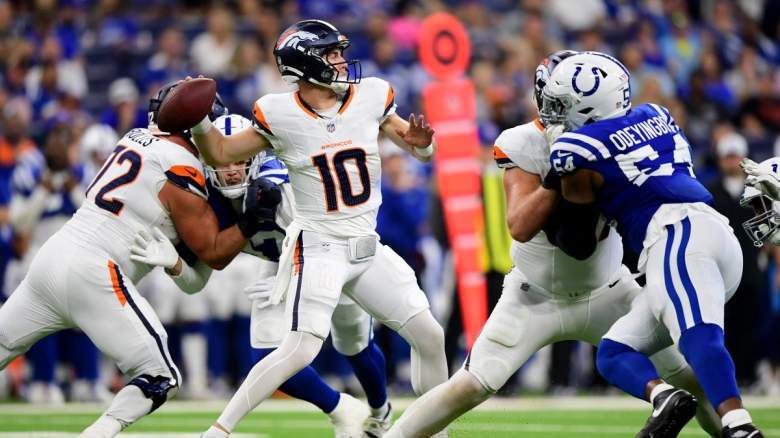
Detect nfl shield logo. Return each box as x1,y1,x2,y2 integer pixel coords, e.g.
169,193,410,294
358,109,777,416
327,122,336,133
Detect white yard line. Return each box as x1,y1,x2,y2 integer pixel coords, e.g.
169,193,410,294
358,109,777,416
1,395,778,414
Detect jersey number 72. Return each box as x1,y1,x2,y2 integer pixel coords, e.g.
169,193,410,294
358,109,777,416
84,145,142,215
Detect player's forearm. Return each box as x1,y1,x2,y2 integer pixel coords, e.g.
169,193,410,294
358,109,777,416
191,124,230,166
198,226,246,270
507,186,558,242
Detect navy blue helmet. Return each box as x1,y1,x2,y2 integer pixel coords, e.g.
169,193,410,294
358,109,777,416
273,19,361,92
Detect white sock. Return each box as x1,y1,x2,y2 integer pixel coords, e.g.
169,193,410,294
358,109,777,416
387,369,489,438
722,408,752,428
106,386,153,420
79,414,122,438
202,425,230,438
371,401,389,418
216,331,322,431
650,383,675,402
181,333,208,396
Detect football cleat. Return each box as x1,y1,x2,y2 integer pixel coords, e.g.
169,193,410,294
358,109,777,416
636,388,698,438
364,402,393,438
722,423,765,438
328,393,370,438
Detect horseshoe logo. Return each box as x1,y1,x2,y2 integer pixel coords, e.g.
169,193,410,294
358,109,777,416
571,66,605,97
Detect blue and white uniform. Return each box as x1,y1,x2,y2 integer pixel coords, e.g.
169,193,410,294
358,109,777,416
550,103,742,345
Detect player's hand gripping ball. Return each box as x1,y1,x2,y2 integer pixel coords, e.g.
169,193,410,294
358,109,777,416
156,77,217,133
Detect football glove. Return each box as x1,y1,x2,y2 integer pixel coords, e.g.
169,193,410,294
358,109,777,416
542,169,562,192
742,158,780,201
236,177,282,238
130,227,179,270
243,278,277,310
544,123,566,146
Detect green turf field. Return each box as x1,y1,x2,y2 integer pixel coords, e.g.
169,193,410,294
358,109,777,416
0,397,778,437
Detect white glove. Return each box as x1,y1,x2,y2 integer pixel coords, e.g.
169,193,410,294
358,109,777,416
742,158,780,201
243,278,277,310
130,227,179,270
544,124,566,146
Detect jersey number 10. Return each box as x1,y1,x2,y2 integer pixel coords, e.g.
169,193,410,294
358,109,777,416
312,148,371,212
84,145,142,215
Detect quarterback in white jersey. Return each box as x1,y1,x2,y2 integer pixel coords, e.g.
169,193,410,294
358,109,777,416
385,52,719,438
133,114,394,436
0,83,271,438
192,19,448,438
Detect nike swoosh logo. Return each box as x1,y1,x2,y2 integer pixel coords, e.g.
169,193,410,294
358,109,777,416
608,279,619,288
186,168,197,177
652,390,683,417
557,152,572,157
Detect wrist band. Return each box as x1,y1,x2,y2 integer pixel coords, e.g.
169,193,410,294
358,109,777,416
416,143,434,157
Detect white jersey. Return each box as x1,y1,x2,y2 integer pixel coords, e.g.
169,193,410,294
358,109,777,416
250,77,397,237
493,119,623,295
58,128,209,284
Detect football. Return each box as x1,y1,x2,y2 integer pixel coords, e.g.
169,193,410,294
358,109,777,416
156,77,217,133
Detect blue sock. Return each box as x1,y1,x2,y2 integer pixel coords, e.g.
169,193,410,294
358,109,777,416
66,331,99,380
207,319,229,379
27,334,58,383
252,347,340,413
679,323,739,408
232,315,252,379
346,342,387,409
597,338,659,400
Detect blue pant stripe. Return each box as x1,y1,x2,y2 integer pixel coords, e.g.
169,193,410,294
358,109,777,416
678,217,703,324
664,224,688,331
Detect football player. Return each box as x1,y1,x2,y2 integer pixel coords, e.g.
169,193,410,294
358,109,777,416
132,113,394,437
0,83,274,438
384,51,719,438
187,19,448,438
545,52,763,437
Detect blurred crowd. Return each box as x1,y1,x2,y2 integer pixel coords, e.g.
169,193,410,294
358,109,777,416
1,0,779,403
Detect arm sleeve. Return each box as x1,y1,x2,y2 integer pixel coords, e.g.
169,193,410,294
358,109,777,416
549,137,598,176
169,259,213,294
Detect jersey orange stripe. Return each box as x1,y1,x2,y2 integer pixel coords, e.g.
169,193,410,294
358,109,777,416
534,118,544,132
293,238,301,274
493,145,509,160
338,84,356,115
253,102,272,133
168,165,206,189
107,261,127,306
294,92,319,119
384,86,395,110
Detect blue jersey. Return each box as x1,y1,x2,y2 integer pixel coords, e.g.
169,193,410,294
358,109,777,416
204,154,290,263
549,103,713,253
12,148,84,219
